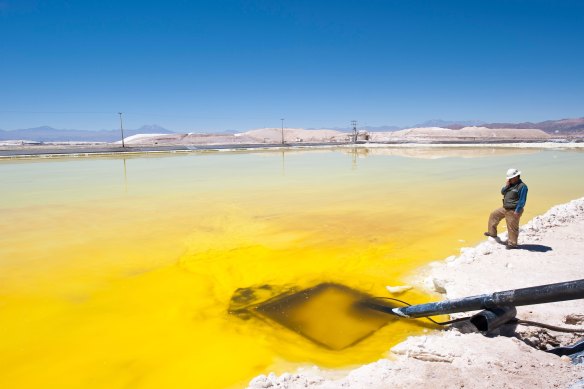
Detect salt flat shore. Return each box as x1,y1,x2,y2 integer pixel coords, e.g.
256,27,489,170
248,198,584,389
1,140,583,159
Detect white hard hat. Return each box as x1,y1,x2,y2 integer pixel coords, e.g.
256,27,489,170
506,168,521,179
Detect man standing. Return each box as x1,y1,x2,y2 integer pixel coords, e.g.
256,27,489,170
484,168,528,249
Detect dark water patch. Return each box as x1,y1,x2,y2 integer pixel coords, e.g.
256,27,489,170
230,283,400,350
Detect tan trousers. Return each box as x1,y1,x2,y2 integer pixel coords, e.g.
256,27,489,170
487,207,523,246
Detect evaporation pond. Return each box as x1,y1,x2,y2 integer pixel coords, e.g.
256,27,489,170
2,148,584,388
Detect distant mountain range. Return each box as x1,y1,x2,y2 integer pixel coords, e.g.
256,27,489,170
330,120,487,132
414,119,487,128
353,118,584,134
0,125,173,142
445,117,584,134
324,125,402,132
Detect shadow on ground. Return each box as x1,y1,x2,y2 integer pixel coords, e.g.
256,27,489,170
491,236,552,252
517,244,553,252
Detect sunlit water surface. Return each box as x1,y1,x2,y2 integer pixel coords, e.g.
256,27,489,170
1,147,584,388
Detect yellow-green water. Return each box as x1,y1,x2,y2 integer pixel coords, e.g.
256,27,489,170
1,147,584,388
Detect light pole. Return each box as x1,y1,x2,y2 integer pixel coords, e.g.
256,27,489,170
280,118,285,145
118,112,125,148
351,120,357,143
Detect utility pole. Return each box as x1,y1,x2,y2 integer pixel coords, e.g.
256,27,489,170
351,120,357,143
118,112,126,148
280,118,285,145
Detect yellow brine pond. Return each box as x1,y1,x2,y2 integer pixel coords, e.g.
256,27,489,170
1,146,584,389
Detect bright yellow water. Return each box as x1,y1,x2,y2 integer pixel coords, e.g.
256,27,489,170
1,147,584,389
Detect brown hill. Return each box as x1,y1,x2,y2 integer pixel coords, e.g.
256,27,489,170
446,117,584,135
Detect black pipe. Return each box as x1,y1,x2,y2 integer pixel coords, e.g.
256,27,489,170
390,279,584,318
470,306,517,332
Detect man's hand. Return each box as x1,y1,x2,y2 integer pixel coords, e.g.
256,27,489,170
505,179,510,186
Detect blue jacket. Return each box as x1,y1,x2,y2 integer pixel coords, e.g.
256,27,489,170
501,180,528,213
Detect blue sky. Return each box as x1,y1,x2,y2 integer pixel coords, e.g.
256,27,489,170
1,0,583,132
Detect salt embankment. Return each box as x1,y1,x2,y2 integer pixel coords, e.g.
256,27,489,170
248,198,584,389
114,126,559,146
368,126,551,142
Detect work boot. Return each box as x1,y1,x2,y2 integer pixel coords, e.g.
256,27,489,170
484,232,497,238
